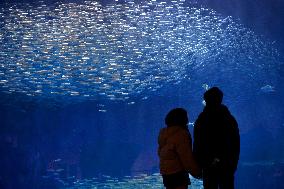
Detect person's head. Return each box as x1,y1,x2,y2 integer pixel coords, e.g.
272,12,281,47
165,108,188,128
204,87,223,107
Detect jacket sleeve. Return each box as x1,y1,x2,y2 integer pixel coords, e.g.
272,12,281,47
157,129,164,157
175,130,201,178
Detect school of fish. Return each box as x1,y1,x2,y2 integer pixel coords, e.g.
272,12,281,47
0,0,280,104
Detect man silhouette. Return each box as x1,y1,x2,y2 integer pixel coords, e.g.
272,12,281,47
193,87,240,189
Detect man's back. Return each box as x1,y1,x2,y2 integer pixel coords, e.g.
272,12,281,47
193,104,240,172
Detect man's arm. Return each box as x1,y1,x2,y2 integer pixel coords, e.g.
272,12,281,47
193,116,203,167
229,115,240,172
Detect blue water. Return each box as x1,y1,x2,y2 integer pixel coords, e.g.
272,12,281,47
0,0,284,188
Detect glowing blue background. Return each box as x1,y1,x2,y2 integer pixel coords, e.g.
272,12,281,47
0,0,283,188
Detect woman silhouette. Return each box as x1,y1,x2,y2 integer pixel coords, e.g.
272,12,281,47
158,108,201,189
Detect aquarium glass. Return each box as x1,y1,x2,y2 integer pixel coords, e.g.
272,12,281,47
0,0,283,188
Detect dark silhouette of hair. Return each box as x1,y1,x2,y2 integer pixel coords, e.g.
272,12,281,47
165,108,188,127
204,87,223,106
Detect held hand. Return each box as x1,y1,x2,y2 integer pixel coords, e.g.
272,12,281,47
210,158,221,168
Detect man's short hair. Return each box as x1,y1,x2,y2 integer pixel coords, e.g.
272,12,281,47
204,87,223,105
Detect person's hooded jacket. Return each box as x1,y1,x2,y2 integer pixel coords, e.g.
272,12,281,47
158,125,201,177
